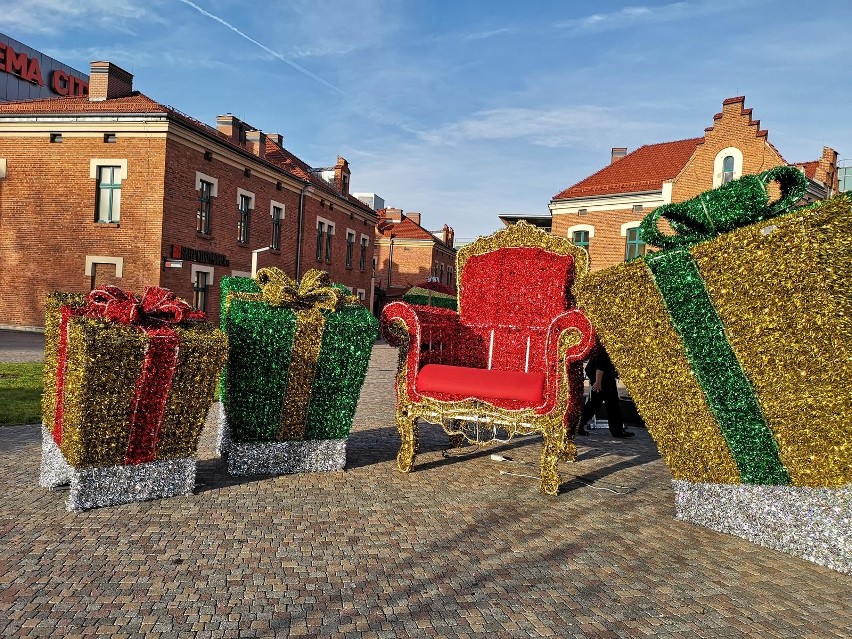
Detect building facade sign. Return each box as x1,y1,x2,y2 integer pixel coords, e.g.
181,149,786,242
170,245,230,267
0,33,88,102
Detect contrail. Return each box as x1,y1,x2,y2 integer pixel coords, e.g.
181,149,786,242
176,0,344,96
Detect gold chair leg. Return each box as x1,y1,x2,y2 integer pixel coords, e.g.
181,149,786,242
395,411,418,473
539,428,563,496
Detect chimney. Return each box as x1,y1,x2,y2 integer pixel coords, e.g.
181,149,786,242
385,207,404,222
216,114,250,146
611,147,627,164
88,61,133,101
266,132,284,147
448,227,455,248
442,224,450,244
334,156,351,196
407,212,421,226
246,130,267,160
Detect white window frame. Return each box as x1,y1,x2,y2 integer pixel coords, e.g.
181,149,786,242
567,223,595,238
90,159,128,224
195,172,219,196
356,288,366,300
713,147,743,187
345,228,356,268
316,215,335,263
619,221,641,237
85,255,124,278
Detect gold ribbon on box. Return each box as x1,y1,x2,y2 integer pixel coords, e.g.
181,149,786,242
244,267,356,440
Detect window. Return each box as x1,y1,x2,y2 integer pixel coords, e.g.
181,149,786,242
346,230,356,268
446,266,453,285
632,204,644,214
193,270,209,311
238,194,251,243
722,155,735,184
571,230,590,252
96,166,122,223
197,180,213,235
359,235,369,271
625,227,646,261
578,208,588,216
316,217,334,262
103,133,117,143
50,133,62,143
271,205,283,251
440,263,444,281
316,221,325,261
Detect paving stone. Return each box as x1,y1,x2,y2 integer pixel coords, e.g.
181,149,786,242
0,341,849,637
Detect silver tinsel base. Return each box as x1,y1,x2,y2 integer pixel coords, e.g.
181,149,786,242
211,401,347,475
39,426,196,511
226,439,347,476
673,479,851,574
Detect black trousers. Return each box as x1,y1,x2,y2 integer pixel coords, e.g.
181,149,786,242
579,374,624,434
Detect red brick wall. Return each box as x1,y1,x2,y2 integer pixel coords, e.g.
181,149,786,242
551,209,647,272
374,239,456,291
0,133,166,327
158,137,303,324
672,98,785,202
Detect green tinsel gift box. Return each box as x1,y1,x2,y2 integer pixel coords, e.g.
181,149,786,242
220,268,378,448
576,175,851,490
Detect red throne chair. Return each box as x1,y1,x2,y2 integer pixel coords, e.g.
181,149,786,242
380,222,595,495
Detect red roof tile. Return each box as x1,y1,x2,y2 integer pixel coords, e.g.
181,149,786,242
793,161,818,179
552,138,703,200
376,210,444,242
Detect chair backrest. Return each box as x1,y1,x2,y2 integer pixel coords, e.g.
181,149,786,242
456,223,586,373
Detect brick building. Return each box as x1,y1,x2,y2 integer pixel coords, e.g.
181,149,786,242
0,61,377,329
548,96,839,271
374,208,456,310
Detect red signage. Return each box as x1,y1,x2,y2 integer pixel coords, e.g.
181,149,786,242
0,41,88,96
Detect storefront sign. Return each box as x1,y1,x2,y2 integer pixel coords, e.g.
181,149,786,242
170,245,230,267
0,34,89,101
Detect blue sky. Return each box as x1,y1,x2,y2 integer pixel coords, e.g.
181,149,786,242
4,0,851,240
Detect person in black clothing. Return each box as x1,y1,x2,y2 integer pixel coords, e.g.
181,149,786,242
577,339,634,438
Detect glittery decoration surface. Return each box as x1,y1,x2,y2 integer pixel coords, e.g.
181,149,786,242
40,427,196,511
381,222,595,495
226,439,347,475
577,186,851,489
219,268,376,473
694,195,852,487
673,480,851,574
647,249,789,485
41,288,227,471
576,260,741,483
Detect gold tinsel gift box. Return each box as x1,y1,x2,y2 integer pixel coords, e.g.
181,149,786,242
41,287,227,470
576,186,851,490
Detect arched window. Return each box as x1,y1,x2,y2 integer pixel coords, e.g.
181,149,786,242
722,155,735,184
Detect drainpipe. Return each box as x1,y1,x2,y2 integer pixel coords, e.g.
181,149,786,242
295,182,311,279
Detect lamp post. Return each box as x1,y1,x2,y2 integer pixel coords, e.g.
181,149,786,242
251,246,271,277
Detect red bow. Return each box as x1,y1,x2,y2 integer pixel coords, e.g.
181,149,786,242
85,286,204,326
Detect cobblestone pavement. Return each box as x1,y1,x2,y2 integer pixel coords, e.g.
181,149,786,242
0,329,44,363
1,342,849,638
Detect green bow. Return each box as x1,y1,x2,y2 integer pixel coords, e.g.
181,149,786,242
639,165,808,250
255,267,354,312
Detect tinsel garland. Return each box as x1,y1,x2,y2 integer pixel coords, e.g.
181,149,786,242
219,268,377,475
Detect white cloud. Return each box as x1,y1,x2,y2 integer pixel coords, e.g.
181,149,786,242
1,0,159,35
418,106,646,148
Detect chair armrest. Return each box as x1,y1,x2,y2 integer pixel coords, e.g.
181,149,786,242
541,310,596,407
381,302,464,402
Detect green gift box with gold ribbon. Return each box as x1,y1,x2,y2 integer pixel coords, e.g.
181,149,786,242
576,170,852,572
218,268,378,475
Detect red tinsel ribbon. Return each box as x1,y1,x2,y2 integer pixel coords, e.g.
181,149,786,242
54,286,204,465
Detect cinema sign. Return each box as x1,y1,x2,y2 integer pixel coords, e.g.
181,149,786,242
0,35,89,100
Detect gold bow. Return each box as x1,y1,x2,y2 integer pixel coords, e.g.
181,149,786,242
255,267,355,312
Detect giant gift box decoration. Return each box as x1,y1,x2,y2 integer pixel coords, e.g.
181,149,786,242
40,286,228,510
576,166,852,573
217,268,377,475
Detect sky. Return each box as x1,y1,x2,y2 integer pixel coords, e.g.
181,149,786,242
3,0,851,241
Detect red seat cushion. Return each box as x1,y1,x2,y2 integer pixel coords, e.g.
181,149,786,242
416,364,545,403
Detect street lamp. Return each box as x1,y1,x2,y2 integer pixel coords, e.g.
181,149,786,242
251,246,272,277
